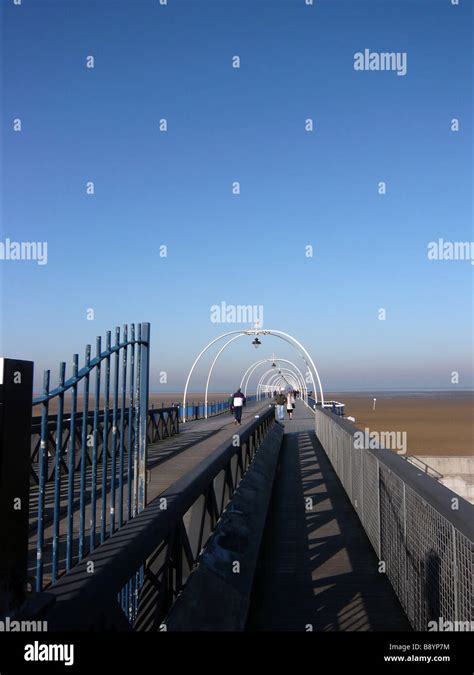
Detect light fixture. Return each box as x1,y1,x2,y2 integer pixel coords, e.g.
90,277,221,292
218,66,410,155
252,337,262,348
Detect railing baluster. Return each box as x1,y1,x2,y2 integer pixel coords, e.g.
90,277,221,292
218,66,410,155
35,370,50,592
132,325,142,518
100,331,111,544
127,324,135,521
118,325,128,527
78,345,91,561
51,362,66,583
109,327,120,534
66,355,79,572
90,337,102,552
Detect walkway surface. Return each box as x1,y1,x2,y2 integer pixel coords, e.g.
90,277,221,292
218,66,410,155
246,402,411,631
146,400,271,500
28,399,271,583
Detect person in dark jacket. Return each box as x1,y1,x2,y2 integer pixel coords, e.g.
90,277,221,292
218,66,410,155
231,388,246,425
274,390,287,422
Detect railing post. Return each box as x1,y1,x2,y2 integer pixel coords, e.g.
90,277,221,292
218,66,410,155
137,323,150,513
0,358,34,614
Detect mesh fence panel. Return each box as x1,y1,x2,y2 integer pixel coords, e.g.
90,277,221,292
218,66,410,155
380,465,407,614
456,531,473,625
405,486,457,629
314,407,473,630
351,443,363,517
362,450,381,558
342,432,352,500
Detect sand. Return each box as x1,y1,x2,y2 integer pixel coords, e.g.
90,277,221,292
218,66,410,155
33,390,473,457
327,391,473,457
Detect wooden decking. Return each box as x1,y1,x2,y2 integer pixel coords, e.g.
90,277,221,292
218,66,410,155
246,403,411,631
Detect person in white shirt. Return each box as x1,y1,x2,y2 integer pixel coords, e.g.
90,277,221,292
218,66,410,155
231,388,246,425
286,391,296,420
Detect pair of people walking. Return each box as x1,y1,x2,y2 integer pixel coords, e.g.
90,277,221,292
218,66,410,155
274,389,296,423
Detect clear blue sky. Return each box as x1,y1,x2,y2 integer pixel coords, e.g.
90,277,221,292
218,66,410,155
1,0,472,393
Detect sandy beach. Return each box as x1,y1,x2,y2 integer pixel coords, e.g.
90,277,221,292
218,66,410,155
34,390,473,458
328,391,473,457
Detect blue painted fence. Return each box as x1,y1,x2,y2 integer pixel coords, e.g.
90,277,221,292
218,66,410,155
31,323,150,591
28,322,258,597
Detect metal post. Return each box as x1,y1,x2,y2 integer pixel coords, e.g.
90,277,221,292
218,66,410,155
0,358,34,613
137,323,150,513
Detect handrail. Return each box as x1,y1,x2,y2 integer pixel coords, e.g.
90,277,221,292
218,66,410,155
40,407,276,630
32,338,148,405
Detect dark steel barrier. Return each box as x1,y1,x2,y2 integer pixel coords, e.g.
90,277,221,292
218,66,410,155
40,408,276,630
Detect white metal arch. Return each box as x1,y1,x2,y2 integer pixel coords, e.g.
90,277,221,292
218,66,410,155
257,364,308,403
243,359,307,398
261,371,299,392
256,369,305,402
204,334,245,419
257,369,301,399
256,367,299,391
182,328,324,422
257,368,300,396
240,354,316,404
242,358,308,403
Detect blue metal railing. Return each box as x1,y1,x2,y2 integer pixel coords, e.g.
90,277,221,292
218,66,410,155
177,394,258,421
31,323,150,591
30,331,258,593
33,408,276,630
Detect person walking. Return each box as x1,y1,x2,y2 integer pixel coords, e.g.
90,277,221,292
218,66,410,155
274,390,287,423
231,387,246,425
286,390,296,420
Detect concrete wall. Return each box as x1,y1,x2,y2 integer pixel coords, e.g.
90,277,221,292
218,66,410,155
413,456,474,505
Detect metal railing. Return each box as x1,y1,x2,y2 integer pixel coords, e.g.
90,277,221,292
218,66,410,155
30,405,179,486
314,405,474,630
40,408,276,630
177,395,258,422
30,323,150,592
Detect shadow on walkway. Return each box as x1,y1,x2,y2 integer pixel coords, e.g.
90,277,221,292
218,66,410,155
246,419,411,631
